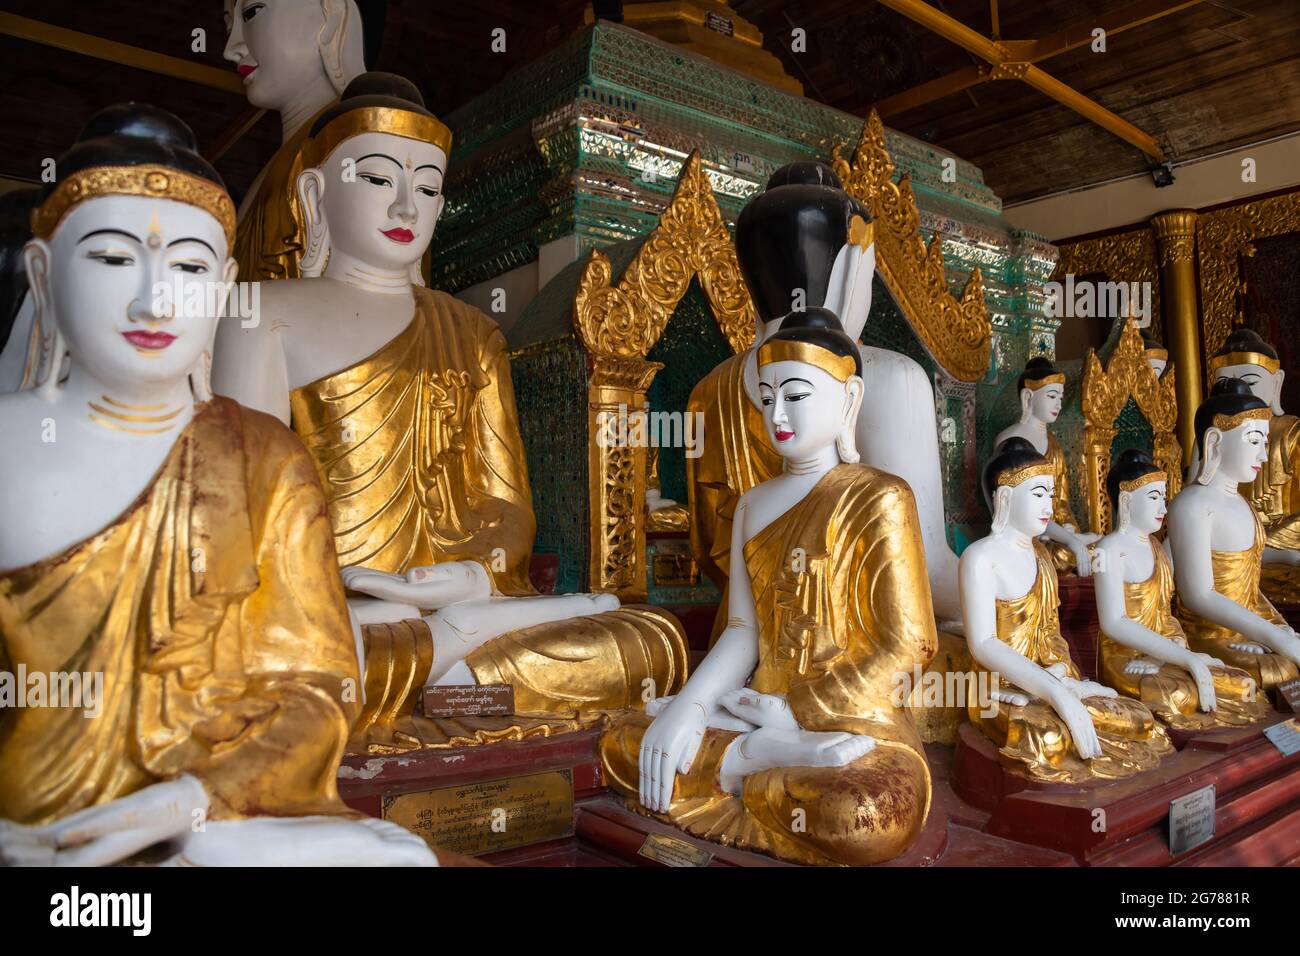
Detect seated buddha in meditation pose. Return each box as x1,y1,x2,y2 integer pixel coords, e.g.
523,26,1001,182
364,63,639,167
1170,378,1300,694
1202,328,1300,602
602,309,936,866
1093,449,1269,730
212,73,686,747
0,105,433,865
959,438,1171,782
994,357,1099,576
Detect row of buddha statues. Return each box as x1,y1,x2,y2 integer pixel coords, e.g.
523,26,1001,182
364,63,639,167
2,1,1300,868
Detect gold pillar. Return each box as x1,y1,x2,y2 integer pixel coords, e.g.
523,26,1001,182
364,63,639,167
1150,210,1202,467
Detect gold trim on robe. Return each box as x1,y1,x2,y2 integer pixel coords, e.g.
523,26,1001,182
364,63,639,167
1175,512,1300,692
1243,414,1300,602
603,465,936,866
1100,540,1269,729
0,398,360,825
970,542,1171,783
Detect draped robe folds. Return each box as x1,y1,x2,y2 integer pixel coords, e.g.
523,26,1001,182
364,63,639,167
0,398,361,825
1174,511,1300,692
1042,432,1083,574
602,465,935,866
686,351,972,744
232,112,323,282
288,287,688,751
970,542,1172,783
1244,414,1300,602
1099,540,1269,729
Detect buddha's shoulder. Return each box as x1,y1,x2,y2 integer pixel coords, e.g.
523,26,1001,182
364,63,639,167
220,397,312,461
416,287,501,334
830,463,917,512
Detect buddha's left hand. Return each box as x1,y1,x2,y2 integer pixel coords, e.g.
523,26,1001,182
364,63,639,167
1059,675,1118,702
342,561,492,609
716,689,798,730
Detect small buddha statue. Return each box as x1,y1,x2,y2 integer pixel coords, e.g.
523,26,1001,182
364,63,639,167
994,357,1099,575
1170,378,1300,693
688,161,961,625
0,104,432,865
1142,329,1168,377
959,438,1171,782
222,0,373,281
602,309,935,866
1205,328,1300,601
213,73,687,748
1093,449,1269,729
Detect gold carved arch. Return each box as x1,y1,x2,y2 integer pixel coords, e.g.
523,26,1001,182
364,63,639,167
1080,318,1182,534
572,150,755,597
831,110,991,382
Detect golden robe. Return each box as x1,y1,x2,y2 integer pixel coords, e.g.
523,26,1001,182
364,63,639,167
288,287,689,749
1099,540,1269,730
602,465,935,866
233,114,322,282
686,350,970,743
0,398,360,825
1244,414,1300,602
1175,511,1300,692
1043,432,1081,574
970,542,1171,783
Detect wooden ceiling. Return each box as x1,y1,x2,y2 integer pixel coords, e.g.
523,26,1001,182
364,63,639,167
0,0,1295,208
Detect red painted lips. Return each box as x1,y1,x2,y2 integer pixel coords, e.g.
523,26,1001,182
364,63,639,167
382,227,415,243
775,429,795,442
123,330,176,350
237,64,258,79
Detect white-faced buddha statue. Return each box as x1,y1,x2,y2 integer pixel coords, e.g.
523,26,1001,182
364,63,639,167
602,308,935,866
0,104,433,866
959,438,1171,782
994,357,1099,576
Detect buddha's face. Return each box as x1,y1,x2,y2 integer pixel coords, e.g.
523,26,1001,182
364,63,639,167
1005,475,1055,537
313,131,446,272
758,359,853,461
1121,480,1167,535
224,0,332,110
1216,363,1283,414
1147,355,1167,377
28,195,231,391
1212,420,1269,484
1025,384,1063,423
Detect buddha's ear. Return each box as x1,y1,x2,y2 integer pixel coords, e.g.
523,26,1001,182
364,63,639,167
991,485,1012,533
318,0,363,95
835,374,865,464
297,167,329,278
1273,370,1286,415
1116,489,1132,530
1019,387,1033,420
1197,429,1222,485
22,238,63,399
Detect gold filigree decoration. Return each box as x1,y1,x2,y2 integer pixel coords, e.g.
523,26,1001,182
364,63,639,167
1196,190,1300,364
1053,227,1162,339
573,150,756,358
830,109,990,382
1080,318,1181,533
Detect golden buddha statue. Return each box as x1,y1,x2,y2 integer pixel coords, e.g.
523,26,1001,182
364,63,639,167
1171,379,1300,693
0,104,432,865
603,309,935,866
1094,451,1269,730
212,73,687,751
959,439,1171,783
1206,328,1300,602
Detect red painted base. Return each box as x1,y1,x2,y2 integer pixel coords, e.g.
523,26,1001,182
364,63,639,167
951,716,1300,865
1057,575,1099,681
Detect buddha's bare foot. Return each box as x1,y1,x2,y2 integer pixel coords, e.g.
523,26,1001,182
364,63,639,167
718,727,875,794
992,686,1031,707
1123,657,1162,676
173,816,437,867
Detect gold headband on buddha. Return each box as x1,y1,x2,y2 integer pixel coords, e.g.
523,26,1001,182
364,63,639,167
30,164,237,248
1212,407,1272,432
757,339,857,382
305,107,454,168
1118,471,1166,493
1023,372,1066,390
1145,348,1168,362
1208,350,1280,374
996,461,1054,488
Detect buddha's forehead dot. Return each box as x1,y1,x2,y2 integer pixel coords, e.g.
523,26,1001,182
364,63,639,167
147,211,162,248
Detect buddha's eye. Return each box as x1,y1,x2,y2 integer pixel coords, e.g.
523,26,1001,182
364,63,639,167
761,397,773,407
359,173,392,188
171,260,209,275
786,392,810,402
416,185,440,197
87,251,134,267
243,2,266,22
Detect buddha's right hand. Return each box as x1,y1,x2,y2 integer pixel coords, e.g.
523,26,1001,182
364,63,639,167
1047,689,1102,760
1183,654,1219,713
639,696,710,814
342,561,492,609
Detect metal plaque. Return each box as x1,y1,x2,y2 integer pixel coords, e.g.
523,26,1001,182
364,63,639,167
638,832,714,867
1168,784,1216,856
1264,717,1300,757
382,769,574,856
422,683,514,718
1275,678,1300,713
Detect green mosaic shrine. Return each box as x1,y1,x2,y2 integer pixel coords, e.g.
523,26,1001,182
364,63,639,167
438,20,1064,583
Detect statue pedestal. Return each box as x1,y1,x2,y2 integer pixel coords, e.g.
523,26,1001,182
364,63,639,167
1057,575,1100,681
951,717,1300,865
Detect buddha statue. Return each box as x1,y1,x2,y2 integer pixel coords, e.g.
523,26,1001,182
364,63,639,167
1142,329,1168,378
1093,449,1269,729
687,161,961,626
222,0,374,281
1170,378,1300,693
1205,328,1300,601
601,308,935,866
0,104,433,865
994,357,1099,575
213,73,687,749
959,438,1171,782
